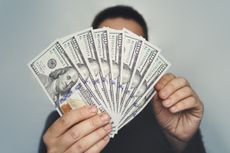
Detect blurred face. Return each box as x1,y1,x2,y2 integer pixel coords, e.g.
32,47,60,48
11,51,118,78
55,68,78,93
98,17,145,84
98,17,145,37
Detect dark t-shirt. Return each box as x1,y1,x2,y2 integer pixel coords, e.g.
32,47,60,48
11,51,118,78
39,103,206,153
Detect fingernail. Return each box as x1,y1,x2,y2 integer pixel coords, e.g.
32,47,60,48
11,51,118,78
89,105,98,113
100,113,110,122
104,124,112,132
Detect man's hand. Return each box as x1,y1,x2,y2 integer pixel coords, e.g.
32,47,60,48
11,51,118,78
43,105,112,153
152,73,204,142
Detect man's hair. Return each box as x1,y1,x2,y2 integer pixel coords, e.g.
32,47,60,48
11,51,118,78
92,5,148,40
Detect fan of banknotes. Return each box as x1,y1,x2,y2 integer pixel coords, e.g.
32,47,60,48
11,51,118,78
28,27,171,137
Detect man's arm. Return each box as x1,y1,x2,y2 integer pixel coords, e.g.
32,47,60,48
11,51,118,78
152,73,205,153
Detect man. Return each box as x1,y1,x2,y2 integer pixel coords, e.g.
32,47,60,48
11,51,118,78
39,5,205,153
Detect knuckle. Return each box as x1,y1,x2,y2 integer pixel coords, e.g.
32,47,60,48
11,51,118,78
174,90,182,100
156,73,175,90
178,77,189,86
43,133,51,145
96,128,107,138
89,117,99,129
184,86,192,95
43,132,56,146
180,101,187,108
69,129,80,140
73,141,86,152
74,141,85,152
168,83,175,91
163,73,173,82
181,97,196,109
189,96,196,103
173,86,191,100
43,134,57,153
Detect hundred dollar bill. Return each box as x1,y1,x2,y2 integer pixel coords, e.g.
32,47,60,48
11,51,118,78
60,30,117,136
93,28,119,136
120,40,160,116
73,28,110,109
28,41,104,115
59,35,109,111
119,29,144,115
93,28,113,112
118,54,171,129
107,28,124,117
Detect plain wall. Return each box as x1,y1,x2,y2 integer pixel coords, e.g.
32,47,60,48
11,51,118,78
0,0,230,152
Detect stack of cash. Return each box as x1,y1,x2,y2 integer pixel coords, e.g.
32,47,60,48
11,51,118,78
28,27,171,137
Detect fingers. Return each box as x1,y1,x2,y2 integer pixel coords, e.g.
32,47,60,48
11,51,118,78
65,124,112,153
159,77,190,100
162,86,193,108
84,136,110,153
59,113,111,149
46,105,98,138
169,96,197,113
155,73,175,91
43,104,112,153
155,74,202,114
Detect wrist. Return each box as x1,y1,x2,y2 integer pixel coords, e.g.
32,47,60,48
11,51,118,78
163,130,188,153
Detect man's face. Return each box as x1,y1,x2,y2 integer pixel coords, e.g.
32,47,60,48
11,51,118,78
98,17,145,83
55,68,78,93
98,17,145,37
